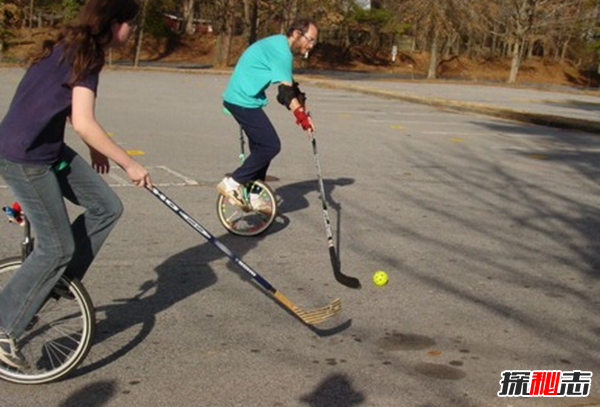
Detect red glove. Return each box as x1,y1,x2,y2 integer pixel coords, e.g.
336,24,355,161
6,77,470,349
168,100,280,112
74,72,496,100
294,106,312,131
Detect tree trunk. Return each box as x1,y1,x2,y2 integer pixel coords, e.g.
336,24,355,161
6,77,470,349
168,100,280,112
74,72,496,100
507,39,522,83
285,0,298,32
560,38,569,62
0,5,4,62
527,37,534,58
442,36,450,58
244,0,258,45
214,0,235,68
427,32,439,79
183,0,196,36
134,0,149,67
28,0,34,30
491,23,499,55
412,21,417,51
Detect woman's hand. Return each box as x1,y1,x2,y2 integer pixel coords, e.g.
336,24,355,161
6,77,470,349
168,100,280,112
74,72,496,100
125,160,152,188
90,148,110,174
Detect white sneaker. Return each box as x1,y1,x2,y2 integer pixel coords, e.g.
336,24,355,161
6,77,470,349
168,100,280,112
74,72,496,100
216,177,246,207
250,193,273,213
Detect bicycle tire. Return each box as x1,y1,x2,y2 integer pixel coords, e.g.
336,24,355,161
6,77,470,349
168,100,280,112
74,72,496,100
216,180,277,236
0,257,96,384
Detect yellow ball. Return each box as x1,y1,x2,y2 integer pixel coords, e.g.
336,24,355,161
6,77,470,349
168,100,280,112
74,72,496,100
373,270,389,286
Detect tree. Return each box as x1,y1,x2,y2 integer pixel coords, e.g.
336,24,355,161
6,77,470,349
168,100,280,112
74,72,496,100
389,0,486,79
242,0,258,44
492,0,593,83
503,0,536,83
61,0,80,23
133,0,148,67
213,0,235,68
347,4,397,50
182,0,195,35
0,0,7,60
0,0,20,60
280,0,298,33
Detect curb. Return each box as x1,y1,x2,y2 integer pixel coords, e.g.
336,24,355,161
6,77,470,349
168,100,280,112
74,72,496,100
102,67,600,135
302,78,600,135
4,64,598,134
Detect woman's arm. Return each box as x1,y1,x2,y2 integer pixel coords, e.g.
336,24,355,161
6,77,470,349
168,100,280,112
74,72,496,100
71,86,152,187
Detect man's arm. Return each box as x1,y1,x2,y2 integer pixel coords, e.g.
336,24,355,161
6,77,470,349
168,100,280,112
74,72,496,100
276,81,315,132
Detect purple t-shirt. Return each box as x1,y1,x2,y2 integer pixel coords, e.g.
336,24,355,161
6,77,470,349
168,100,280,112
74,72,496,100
0,44,99,164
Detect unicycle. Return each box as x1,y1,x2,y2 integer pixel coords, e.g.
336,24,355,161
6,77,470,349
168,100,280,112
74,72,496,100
0,202,95,384
216,115,277,236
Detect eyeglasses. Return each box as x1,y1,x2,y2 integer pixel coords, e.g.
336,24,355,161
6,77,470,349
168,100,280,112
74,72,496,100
301,33,317,45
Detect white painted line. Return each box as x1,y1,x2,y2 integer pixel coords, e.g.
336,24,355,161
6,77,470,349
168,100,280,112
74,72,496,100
495,146,600,153
390,113,450,117
107,172,130,186
0,165,202,189
421,131,484,135
322,110,390,115
367,119,468,125
156,165,199,186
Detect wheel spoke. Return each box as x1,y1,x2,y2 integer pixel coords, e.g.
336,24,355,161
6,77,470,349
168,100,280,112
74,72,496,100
217,180,277,236
0,261,95,384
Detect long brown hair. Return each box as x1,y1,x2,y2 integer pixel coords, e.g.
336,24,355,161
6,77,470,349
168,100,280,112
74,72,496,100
30,0,139,85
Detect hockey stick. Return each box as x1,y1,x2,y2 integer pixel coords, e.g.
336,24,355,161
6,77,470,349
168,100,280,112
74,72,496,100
147,186,342,325
310,135,361,289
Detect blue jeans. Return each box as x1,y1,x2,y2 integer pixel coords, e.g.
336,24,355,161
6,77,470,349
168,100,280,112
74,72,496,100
0,146,123,338
223,101,281,184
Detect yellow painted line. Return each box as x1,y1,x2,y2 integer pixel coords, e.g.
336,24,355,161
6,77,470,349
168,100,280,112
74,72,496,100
525,153,548,160
126,150,146,156
450,138,463,142
511,97,557,104
107,132,114,137
511,97,537,103
390,125,404,129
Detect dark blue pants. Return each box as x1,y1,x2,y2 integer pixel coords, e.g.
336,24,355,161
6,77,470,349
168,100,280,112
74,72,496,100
223,101,281,184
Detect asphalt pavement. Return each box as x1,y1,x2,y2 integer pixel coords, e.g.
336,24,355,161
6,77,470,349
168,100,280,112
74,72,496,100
101,64,600,133
298,72,600,134
0,66,599,407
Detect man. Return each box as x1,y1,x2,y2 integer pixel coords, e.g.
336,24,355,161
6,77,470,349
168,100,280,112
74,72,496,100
218,18,318,208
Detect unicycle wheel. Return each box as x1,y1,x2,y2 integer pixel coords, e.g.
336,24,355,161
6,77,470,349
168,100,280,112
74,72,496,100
216,180,277,236
0,258,95,384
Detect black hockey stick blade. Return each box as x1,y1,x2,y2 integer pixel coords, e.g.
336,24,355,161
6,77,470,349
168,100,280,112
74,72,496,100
311,135,361,289
329,246,361,289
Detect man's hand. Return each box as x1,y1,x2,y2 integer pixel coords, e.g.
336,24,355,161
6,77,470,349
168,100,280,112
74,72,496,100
294,106,315,132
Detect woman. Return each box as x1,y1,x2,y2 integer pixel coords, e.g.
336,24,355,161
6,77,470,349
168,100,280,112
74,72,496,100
0,0,151,369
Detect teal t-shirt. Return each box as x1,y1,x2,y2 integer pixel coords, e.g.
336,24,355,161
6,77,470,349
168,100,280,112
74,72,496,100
223,34,293,108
